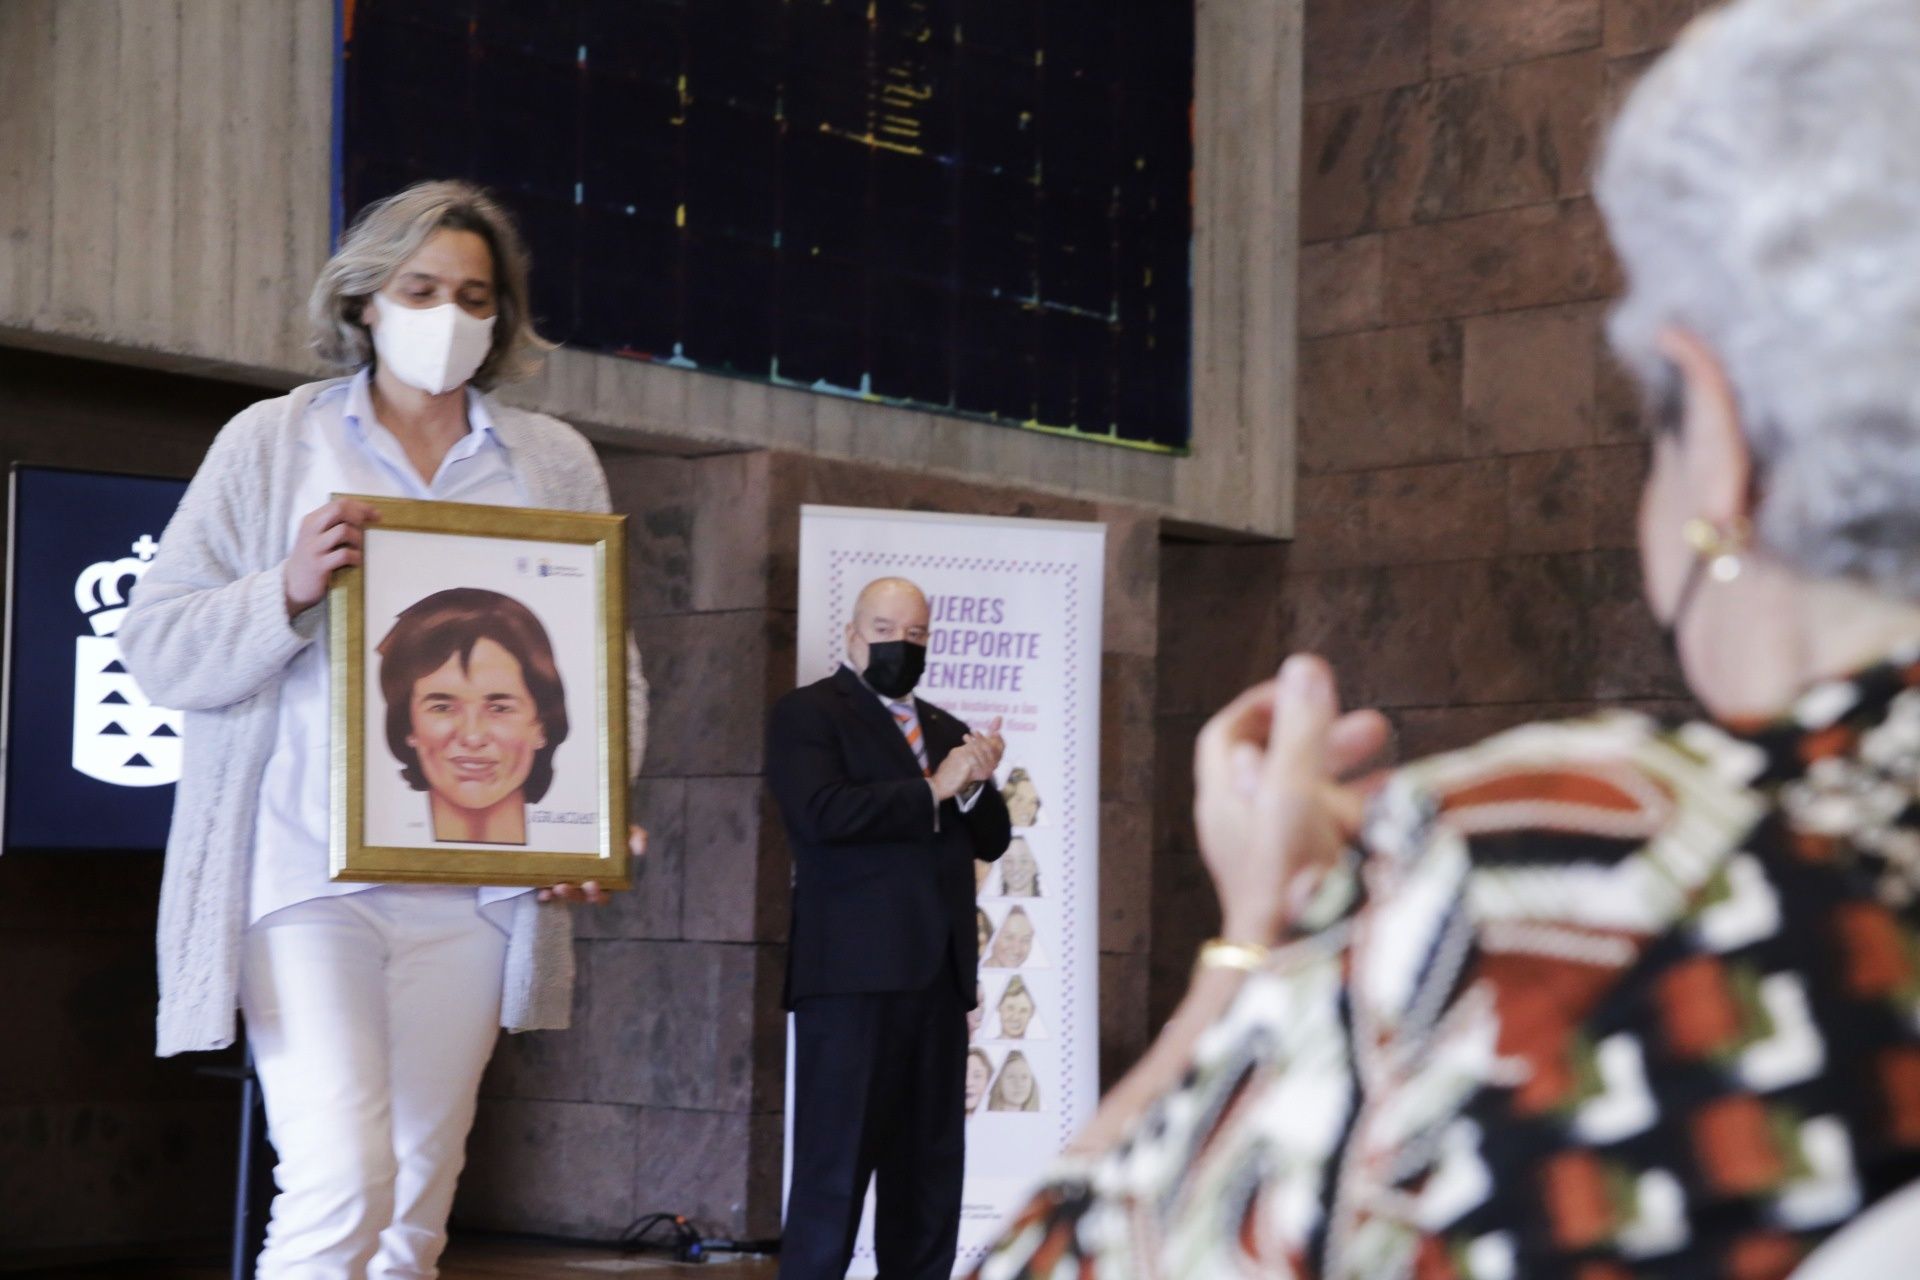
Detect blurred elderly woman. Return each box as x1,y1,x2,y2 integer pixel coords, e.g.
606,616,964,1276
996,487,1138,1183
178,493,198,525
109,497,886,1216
980,2,1920,1276
121,180,647,1279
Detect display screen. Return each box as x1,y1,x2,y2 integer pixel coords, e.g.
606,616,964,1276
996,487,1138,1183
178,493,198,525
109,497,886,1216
337,0,1194,451
3,466,189,852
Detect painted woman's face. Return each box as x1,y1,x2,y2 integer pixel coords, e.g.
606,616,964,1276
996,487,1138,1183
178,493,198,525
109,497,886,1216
407,638,546,814
965,1055,990,1111
1001,840,1038,895
998,1057,1034,1107
975,858,993,894
976,911,992,954
998,990,1034,1038
1005,779,1041,827
968,990,984,1041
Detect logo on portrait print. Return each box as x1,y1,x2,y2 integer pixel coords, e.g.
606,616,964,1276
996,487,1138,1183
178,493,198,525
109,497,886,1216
514,554,584,580
71,536,182,787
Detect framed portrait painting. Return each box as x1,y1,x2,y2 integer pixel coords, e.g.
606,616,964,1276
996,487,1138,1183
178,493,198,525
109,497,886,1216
329,496,630,889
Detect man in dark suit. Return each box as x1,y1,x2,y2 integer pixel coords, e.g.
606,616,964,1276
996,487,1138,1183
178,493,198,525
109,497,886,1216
768,575,1011,1280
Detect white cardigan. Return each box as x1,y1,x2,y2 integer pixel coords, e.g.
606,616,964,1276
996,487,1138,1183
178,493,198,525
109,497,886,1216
119,378,648,1056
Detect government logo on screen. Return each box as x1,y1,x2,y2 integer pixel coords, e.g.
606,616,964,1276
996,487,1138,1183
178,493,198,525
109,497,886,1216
72,535,182,786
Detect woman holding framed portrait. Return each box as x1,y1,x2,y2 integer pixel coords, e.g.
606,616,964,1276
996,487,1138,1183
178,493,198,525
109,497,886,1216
119,179,649,1279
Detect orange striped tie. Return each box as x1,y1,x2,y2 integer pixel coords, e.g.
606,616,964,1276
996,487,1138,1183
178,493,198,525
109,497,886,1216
890,700,932,776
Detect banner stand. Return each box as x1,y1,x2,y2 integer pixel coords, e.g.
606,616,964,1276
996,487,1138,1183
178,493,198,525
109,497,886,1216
783,505,1105,1277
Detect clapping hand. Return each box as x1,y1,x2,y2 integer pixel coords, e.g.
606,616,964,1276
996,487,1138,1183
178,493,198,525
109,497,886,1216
1194,655,1390,947
931,716,1006,801
960,715,1006,782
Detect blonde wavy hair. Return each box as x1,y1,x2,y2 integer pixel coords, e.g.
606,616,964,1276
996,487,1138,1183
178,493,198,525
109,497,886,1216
308,179,552,390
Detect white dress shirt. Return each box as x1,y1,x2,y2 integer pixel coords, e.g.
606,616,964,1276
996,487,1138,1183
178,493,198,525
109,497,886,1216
249,370,533,927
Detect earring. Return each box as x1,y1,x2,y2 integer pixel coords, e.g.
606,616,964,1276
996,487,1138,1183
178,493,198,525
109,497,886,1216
1682,516,1751,583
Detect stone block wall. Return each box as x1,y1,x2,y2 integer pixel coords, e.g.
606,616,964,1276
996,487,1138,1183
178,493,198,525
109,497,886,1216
1294,0,1707,736
1146,0,1709,1021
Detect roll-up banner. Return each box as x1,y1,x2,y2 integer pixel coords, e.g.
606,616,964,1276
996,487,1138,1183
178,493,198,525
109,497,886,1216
785,505,1105,1276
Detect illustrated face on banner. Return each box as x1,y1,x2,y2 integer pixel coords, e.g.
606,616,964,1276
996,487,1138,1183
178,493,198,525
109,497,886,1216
965,1050,993,1114
986,906,1035,968
377,587,567,848
999,838,1040,897
975,857,993,895
989,1051,1040,1112
1003,767,1042,827
997,979,1036,1038
976,906,992,955
969,984,985,1041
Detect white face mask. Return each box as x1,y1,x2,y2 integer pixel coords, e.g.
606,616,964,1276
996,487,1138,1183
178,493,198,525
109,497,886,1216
370,293,497,395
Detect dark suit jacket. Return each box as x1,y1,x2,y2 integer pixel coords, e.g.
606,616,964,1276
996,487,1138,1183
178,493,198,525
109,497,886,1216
767,665,1013,1007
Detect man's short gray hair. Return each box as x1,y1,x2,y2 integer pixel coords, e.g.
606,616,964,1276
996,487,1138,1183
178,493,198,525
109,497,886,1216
1598,0,1920,596
308,179,552,390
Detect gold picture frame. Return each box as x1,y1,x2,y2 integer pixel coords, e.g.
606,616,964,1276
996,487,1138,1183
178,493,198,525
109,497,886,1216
328,495,629,889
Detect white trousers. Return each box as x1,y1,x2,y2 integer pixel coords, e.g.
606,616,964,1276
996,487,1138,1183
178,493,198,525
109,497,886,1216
239,886,508,1280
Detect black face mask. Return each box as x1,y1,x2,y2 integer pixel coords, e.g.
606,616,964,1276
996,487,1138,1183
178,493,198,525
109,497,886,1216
862,640,927,698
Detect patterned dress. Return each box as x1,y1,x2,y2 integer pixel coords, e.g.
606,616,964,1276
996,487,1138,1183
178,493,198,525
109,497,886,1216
979,656,1920,1279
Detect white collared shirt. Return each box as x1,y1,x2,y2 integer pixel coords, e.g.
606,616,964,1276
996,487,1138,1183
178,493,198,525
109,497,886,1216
249,369,531,926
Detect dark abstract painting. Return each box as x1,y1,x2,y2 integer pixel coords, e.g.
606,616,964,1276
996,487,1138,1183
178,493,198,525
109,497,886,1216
338,0,1193,450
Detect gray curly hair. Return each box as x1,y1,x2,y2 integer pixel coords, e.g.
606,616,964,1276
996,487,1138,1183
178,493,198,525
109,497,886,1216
1598,0,1920,596
308,179,552,390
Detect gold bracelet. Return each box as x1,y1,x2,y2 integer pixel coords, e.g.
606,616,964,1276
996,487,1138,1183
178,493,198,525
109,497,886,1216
1195,938,1271,976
